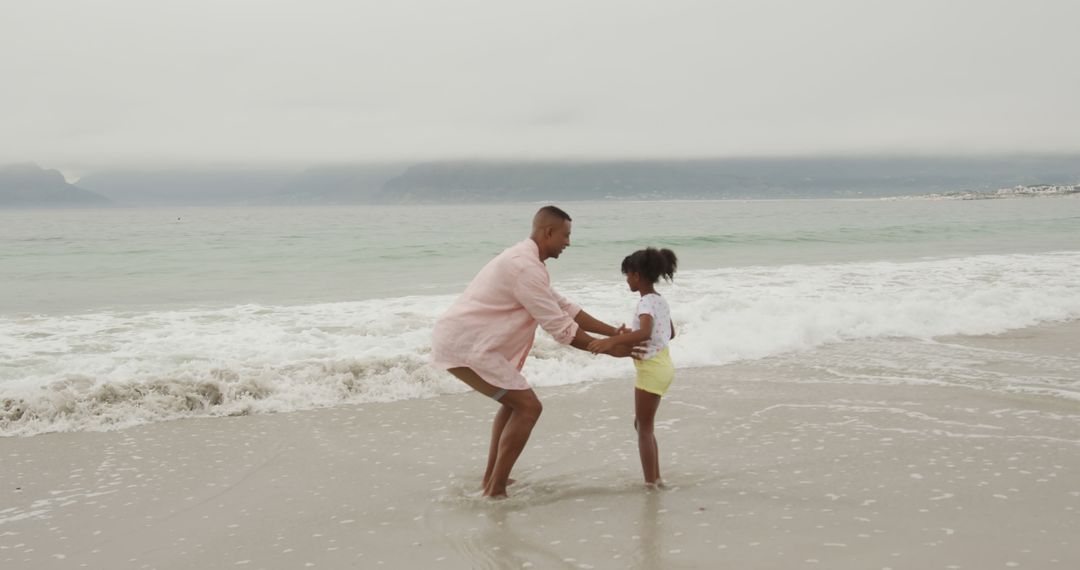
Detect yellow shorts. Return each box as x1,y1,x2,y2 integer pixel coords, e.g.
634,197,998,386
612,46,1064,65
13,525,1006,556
634,347,674,396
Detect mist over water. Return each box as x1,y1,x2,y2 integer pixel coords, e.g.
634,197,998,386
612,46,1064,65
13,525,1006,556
2,198,1079,436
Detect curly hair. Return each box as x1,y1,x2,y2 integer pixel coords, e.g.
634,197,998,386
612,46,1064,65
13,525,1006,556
620,247,678,284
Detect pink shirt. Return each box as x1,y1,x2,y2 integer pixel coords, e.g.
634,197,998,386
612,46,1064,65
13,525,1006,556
430,239,581,390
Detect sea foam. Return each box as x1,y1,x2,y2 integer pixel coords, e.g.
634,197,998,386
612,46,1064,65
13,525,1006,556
2,251,1079,436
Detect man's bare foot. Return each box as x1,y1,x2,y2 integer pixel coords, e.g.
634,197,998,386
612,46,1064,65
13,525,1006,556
482,484,510,499
644,479,668,490
481,477,516,489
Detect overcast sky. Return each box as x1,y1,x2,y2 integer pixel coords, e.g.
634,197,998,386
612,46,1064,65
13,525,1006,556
3,0,1079,174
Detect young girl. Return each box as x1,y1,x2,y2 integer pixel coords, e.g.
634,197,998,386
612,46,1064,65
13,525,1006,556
589,247,677,487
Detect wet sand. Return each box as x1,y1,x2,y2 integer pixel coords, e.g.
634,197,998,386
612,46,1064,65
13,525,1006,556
2,323,1079,569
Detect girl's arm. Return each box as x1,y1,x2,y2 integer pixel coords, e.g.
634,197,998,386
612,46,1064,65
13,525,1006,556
610,314,654,346
587,314,654,353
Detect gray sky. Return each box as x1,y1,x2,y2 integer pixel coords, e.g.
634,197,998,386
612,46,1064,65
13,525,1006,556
3,0,1079,175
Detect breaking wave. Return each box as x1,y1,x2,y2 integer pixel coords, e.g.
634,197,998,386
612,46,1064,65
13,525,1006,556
3,251,1079,436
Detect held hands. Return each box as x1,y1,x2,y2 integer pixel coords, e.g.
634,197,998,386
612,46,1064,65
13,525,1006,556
587,324,626,355
587,337,618,355
589,334,648,360
606,342,648,360
612,323,647,359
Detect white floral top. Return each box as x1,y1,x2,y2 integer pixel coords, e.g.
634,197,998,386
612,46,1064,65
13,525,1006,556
631,293,672,360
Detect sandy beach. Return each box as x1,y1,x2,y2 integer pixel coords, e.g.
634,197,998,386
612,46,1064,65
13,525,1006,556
3,321,1078,569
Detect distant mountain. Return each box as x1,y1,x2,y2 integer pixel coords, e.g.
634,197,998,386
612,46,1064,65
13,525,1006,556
0,163,111,207
274,164,408,204
76,169,294,206
14,156,1080,207
377,156,1080,202
75,164,408,206
377,161,731,202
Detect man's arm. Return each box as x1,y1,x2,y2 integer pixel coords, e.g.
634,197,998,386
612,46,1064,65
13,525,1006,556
574,309,619,336
513,269,581,345
570,328,600,351
511,268,638,356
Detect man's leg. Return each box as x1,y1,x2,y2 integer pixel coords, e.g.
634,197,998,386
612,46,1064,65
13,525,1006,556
448,368,543,497
482,387,542,497
483,404,512,488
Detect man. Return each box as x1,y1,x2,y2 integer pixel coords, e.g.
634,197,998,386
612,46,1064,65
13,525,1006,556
430,205,635,498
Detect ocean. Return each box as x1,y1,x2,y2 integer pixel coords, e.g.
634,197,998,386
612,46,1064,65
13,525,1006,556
2,197,1079,436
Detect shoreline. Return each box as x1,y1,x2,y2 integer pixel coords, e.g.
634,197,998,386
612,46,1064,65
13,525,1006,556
4,315,1078,439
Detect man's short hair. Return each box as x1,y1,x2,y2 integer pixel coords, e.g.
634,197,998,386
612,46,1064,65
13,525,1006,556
536,205,572,222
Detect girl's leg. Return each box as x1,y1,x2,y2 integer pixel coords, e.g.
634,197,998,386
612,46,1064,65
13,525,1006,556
634,388,663,485
651,427,661,484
